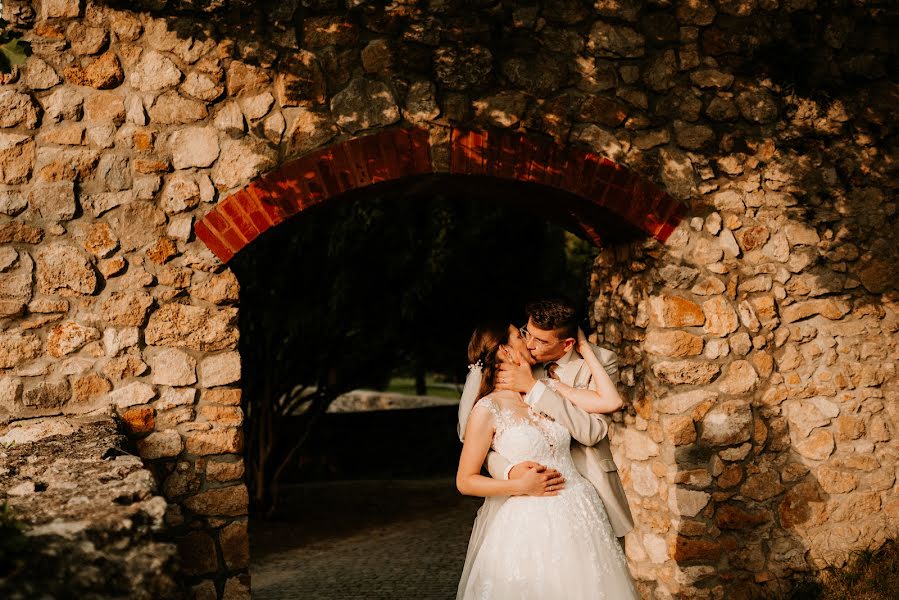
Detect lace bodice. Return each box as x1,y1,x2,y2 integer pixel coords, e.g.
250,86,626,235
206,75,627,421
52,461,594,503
475,396,580,480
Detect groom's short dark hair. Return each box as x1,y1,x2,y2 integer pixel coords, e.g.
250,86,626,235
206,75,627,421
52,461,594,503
526,297,578,339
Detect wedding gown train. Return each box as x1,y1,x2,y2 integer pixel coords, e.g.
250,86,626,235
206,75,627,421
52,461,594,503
458,396,639,600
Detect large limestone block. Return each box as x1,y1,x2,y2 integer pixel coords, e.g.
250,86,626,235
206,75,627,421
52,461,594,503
652,360,720,385
84,222,119,257
0,90,41,129
284,106,337,155
100,291,154,327
192,271,239,305
40,0,82,18
330,77,400,133
66,22,108,56
226,61,271,97
23,381,70,409
239,92,274,121
160,172,201,215
145,304,238,352
63,52,124,89
740,470,784,502
716,360,758,395
70,373,112,406
622,428,660,461
781,299,850,323
143,17,216,64
654,390,718,415
35,243,97,296
197,405,243,427
155,387,197,412
669,487,711,517
714,504,770,530
650,295,705,327
206,459,244,483
148,347,198,386
47,321,101,357
0,133,36,184
658,147,697,200
0,189,28,215
792,429,835,461
137,430,184,459
183,484,248,516
702,296,739,336
181,71,225,102
219,521,250,570
275,51,326,107
0,251,33,303
784,399,836,438
107,201,166,251
777,480,824,528
128,50,183,92
645,330,703,357
211,137,277,191
27,181,77,221
147,91,208,125
0,376,23,411
629,462,659,497
587,21,645,58
107,381,156,409
700,400,753,446
178,532,218,577
40,88,85,123
199,351,241,388
184,426,242,455
0,417,78,445
169,127,219,169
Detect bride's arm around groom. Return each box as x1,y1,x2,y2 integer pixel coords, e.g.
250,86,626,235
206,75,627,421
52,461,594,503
490,336,635,538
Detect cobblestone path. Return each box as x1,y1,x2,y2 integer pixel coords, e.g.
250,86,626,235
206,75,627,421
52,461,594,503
250,479,482,600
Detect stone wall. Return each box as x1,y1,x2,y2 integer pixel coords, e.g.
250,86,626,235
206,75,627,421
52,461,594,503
0,416,182,598
0,0,896,598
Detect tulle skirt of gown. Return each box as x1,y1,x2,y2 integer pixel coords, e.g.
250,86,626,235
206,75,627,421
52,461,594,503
458,396,639,600
460,476,638,600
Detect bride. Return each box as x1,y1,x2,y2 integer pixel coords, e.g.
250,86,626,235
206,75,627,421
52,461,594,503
455,322,638,600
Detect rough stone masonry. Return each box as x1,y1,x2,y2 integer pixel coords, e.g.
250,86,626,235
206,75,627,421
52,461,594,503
0,0,897,599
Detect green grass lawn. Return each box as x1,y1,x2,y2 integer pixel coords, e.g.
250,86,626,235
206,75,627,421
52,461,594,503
381,377,462,400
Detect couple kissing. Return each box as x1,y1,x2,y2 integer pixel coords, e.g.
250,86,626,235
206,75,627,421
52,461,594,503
456,297,638,600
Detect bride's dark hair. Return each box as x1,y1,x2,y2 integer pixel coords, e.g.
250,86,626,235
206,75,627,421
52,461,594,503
467,322,510,399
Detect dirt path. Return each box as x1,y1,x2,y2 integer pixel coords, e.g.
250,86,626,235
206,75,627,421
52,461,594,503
250,478,483,600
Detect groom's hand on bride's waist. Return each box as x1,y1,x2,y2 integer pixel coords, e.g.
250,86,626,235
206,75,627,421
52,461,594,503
509,461,566,496
496,351,536,394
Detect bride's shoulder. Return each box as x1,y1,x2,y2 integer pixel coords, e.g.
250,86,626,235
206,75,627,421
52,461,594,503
476,392,517,412
474,395,499,412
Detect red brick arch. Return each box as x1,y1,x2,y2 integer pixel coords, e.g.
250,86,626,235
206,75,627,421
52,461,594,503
195,127,687,263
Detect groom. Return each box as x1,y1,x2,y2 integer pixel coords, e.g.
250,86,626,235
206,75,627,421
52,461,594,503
489,297,634,541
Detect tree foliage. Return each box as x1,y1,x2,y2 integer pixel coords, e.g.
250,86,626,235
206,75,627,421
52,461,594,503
0,18,30,73
231,192,597,514
0,502,28,578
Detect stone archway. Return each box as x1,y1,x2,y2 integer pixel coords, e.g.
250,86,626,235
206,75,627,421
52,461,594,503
194,127,686,263
2,1,896,598
193,126,689,597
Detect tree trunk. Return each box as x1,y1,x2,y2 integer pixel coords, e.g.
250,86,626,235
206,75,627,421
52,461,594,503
415,363,427,396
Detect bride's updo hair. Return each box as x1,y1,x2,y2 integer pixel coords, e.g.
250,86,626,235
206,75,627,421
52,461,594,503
467,322,510,399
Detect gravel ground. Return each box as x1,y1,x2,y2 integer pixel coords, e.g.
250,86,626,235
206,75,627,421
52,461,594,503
250,478,483,600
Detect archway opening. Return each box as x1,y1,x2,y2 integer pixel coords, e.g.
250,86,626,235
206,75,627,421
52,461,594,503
226,173,646,597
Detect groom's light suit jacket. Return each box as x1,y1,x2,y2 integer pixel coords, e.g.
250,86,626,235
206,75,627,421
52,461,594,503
485,343,635,538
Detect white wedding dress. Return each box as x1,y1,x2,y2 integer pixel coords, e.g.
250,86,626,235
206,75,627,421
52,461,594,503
458,396,639,600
